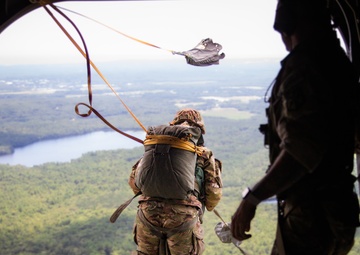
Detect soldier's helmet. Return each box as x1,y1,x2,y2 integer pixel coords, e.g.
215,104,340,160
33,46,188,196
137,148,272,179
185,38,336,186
169,108,206,134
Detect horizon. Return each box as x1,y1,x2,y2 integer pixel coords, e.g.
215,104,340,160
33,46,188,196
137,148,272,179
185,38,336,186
0,0,287,65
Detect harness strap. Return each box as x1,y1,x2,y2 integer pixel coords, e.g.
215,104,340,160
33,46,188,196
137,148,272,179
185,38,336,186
57,5,175,55
109,191,142,223
76,103,144,144
144,135,204,156
41,2,147,137
137,208,198,255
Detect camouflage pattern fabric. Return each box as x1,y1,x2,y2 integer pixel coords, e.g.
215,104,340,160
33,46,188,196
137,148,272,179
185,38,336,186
177,38,225,67
197,148,222,211
128,123,222,254
169,108,206,134
133,201,204,255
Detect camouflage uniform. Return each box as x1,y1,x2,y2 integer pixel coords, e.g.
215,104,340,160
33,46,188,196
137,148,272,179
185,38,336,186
128,109,222,255
267,30,360,254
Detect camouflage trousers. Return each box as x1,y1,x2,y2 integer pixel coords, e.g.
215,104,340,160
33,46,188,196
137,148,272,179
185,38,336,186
133,200,204,255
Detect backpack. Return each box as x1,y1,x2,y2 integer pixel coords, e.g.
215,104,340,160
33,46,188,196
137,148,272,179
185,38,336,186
110,124,204,223
135,124,202,199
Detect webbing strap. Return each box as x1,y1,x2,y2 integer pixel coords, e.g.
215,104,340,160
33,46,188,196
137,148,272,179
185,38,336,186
144,135,204,156
109,191,142,223
76,103,143,144
39,2,147,141
57,5,175,54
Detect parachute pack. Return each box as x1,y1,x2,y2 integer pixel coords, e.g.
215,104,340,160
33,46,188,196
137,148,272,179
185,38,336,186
136,124,202,199
110,124,204,223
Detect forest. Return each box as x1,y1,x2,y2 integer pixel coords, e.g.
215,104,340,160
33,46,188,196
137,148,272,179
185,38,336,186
0,115,279,255
1,59,360,254
1,118,359,255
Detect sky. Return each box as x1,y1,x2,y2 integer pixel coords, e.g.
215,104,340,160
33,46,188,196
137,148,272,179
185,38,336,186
0,0,287,65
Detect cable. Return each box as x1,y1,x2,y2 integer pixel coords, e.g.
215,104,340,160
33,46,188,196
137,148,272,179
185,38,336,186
35,0,147,142
57,5,176,54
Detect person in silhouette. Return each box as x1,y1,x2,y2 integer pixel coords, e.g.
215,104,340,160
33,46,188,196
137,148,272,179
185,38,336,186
231,0,360,254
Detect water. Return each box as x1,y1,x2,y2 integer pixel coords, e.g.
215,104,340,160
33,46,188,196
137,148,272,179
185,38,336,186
0,130,145,167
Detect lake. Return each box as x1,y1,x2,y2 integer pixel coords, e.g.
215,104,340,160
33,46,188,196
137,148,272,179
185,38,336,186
0,130,145,167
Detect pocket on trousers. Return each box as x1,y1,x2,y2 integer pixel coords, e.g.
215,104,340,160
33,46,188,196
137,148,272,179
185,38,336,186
192,221,205,254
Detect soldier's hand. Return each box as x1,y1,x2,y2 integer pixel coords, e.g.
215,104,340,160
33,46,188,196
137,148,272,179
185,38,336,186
231,199,257,241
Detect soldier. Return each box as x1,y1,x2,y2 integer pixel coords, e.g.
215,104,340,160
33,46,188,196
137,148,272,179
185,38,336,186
231,0,360,254
129,108,223,255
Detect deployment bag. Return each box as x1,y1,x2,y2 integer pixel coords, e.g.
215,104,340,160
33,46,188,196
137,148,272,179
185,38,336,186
135,124,202,199
110,124,203,223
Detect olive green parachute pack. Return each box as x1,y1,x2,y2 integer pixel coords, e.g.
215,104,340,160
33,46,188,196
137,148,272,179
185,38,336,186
110,124,204,223
135,124,203,199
